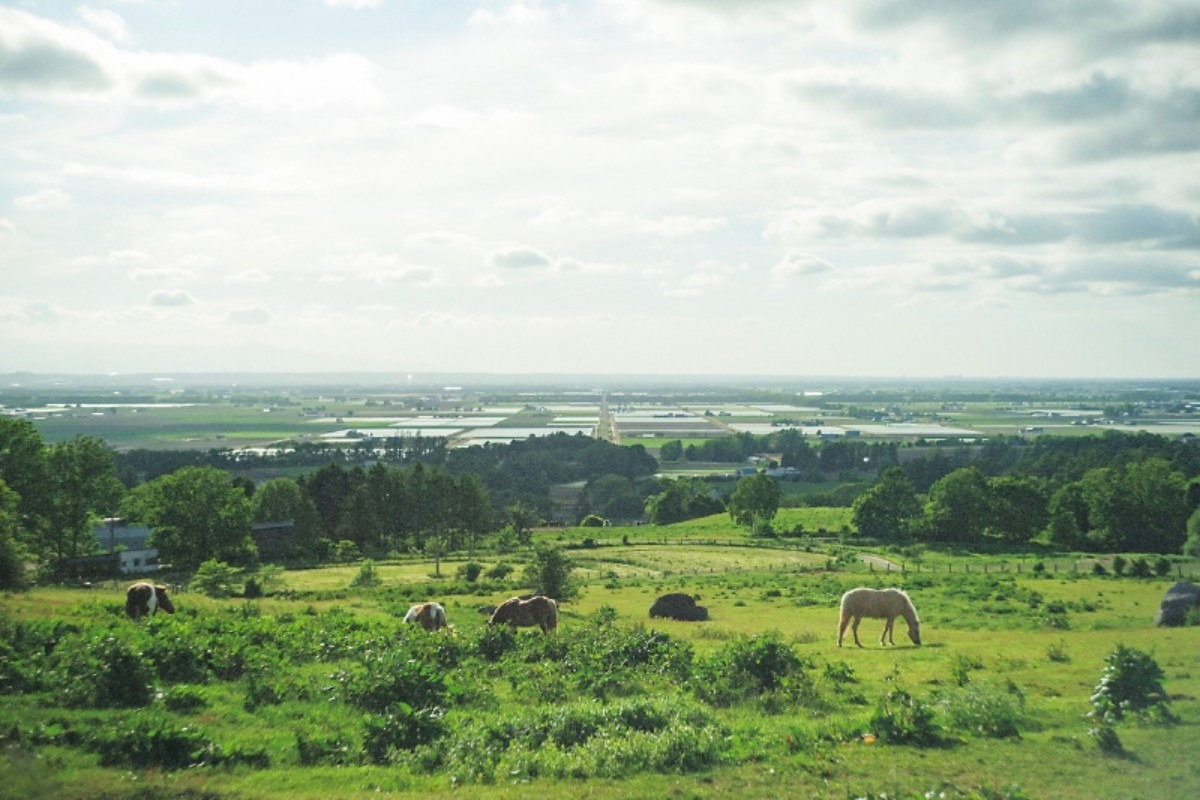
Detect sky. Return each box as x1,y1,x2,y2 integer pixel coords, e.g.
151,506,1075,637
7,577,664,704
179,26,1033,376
1,0,1198,379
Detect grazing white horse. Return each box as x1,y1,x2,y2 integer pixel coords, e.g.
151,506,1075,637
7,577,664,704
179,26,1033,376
125,582,175,621
403,601,449,632
838,587,921,647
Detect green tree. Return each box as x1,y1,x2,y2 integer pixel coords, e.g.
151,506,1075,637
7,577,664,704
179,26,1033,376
583,474,644,521
0,417,51,553
251,477,321,558
191,558,237,598
526,544,575,601
45,436,125,564
1183,507,1200,558
0,479,29,590
728,472,781,528
987,474,1048,543
922,466,991,543
124,466,255,571
658,440,684,462
506,501,541,548
852,466,921,541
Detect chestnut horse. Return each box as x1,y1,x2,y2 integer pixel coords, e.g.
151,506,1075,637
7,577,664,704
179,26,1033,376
403,601,449,632
125,582,175,621
837,587,920,647
488,595,558,633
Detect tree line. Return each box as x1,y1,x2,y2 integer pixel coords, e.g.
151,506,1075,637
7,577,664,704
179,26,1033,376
852,432,1200,554
0,419,659,585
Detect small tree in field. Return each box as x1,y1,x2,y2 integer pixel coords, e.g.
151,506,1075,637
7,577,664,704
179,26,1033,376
525,545,575,601
192,558,237,598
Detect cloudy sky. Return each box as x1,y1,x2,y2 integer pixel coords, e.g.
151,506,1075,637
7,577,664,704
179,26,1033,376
2,1,1198,378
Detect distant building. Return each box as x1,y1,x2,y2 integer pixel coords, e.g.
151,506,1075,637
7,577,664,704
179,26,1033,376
251,520,295,561
62,518,161,578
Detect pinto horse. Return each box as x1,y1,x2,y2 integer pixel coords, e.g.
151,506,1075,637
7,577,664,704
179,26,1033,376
125,582,175,621
403,601,449,632
488,595,558,633
837,587,921,647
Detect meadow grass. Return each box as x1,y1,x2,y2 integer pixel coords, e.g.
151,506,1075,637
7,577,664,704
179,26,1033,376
3,546,1198,800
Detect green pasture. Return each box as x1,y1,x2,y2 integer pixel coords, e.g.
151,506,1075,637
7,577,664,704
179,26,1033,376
4,537,1200,800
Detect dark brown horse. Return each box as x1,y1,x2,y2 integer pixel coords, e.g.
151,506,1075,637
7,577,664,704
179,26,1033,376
125,582,175,621
488,595,558,633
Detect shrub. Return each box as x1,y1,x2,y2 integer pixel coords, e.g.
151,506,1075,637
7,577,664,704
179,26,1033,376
161,684,208,713
192,558,237,598
336,649,447,713
1088,644,1173,724
936,682,1026,739
456,561,483,582
89,714,218,770
693,633,810,707
485,562,514,580
350,559,381,588
870,687,943,746
363,704,446,764
51,632,155,708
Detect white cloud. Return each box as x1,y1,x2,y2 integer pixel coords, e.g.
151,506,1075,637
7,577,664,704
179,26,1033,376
490,245,553,269
226,307,272,325
14,188,73,211
148,289,195,307
78,7,130,44
225,268,271,284
770,252,835,285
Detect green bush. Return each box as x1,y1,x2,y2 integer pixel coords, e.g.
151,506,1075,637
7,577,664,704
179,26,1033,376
693,633,810,707
1088,644,1173,724
192,558,237,598
336,648,447,713
456,561,483,582
51,632,155,708
936,681,1026,739
870,687,943,746
350,559,381,588
363,703,446,764
89,714,218,770
161,684,208,713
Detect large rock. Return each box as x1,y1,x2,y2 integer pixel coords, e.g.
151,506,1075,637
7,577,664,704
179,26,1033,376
1154,581,1200,626
649,592,708,621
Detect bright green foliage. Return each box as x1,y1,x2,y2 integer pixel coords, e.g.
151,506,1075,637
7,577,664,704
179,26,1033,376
50,631,155,708
728,472,781,528
693,633,810,707
89,713,219,770
124,466,255,570
852,466,921,540
871,686,943,746
191,558,238,598
936,681,1026,739
526,544,576,600
1088,644,1173,724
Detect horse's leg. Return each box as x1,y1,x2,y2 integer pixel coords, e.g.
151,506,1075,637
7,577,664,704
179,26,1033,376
851,616,863,647
837,611,849,646
881,616,893,646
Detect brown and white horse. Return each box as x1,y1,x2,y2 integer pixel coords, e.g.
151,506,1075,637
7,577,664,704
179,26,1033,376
125,582,175,621
403,601,449,632
488,595,558,633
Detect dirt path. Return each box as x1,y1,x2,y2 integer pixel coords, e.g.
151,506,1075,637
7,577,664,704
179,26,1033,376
860,554,904,572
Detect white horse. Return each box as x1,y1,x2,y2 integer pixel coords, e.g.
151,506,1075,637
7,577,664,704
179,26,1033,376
838,587,921,647
403,601,449,632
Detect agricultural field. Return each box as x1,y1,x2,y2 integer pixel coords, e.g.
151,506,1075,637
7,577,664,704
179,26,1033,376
7,375,1200,452
3,536,1198,800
